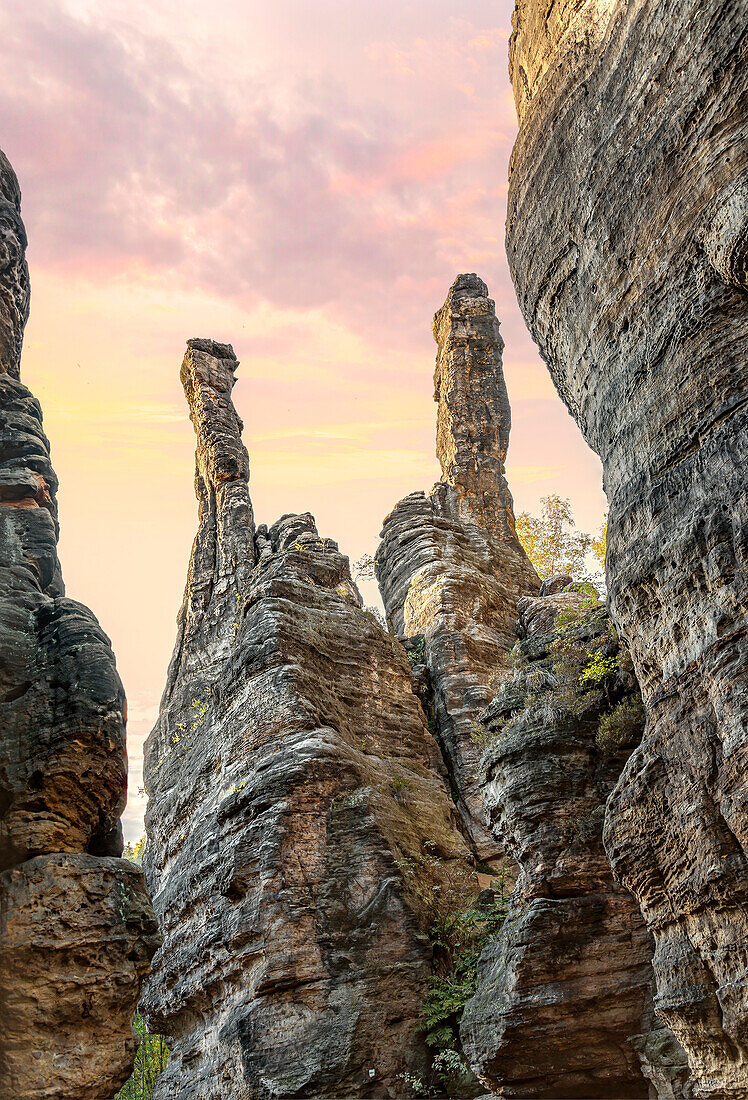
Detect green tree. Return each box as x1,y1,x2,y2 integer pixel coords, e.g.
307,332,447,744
123,836,146,866
114,1012,168,1100
516,495,592,580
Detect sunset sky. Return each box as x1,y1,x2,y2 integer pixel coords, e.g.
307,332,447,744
4,0,606,841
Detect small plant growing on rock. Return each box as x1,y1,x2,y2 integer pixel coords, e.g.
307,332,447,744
420,873,508,1087
596,696,645,754
579,650,619,687
469,718,494,752
390,773,414,796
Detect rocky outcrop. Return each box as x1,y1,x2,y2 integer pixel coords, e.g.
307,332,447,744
0,149,159,1098
0,149,30,379
142,339,474,1099
461,588,692,1098
376,275,539,859
506,4,748,1094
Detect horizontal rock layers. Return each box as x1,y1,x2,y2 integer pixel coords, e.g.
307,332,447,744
0,148,158,1099
142,340,473,1099
506,3,748,1094
376,274,539,860
461,589,691,1098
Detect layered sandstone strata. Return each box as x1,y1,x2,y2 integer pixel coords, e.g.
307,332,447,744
142,339,473,1099
376,274,539,859
506,4,748,1094
461,588,691,1098
0,148,158,1099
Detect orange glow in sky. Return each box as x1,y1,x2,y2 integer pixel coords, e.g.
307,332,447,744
5,0,606,841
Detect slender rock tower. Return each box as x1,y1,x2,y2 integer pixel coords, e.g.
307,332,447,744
0,148,159,1099
142,339,474,1098
506,3,748,1094
376,274,539,860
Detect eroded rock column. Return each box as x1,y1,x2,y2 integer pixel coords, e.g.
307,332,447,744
376,274,539,859
506,4,748,1093
461,590,692,1098
0,147,159,1100
142,340,474,1098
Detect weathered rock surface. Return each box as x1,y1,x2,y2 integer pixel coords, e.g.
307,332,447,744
376,275,539,859
142,339,474,1099
0,147,158,1099
0,148,30,379
506,3,748,1094
461,591,691,1098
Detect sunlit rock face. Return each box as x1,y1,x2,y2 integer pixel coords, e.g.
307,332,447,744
461,591,692,1098
506,3,748,1094
376,275,539,860
0,147,158,1100
142,339,473,1099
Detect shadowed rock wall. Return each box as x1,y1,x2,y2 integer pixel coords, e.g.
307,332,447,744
506,3,748,1094
0,148,158,1100
142,339,474,1099
376,274,539,859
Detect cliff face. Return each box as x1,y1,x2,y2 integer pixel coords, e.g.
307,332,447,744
461,588,692,1099
142,340,474,1099
376,275,539,860
0,149,159,1099
506,3,748,1094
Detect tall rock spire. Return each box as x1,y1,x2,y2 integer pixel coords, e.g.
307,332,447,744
161,339,255,699
0,148,158,1098
142,339,474,1098
376,274,539,860
433,273,517,542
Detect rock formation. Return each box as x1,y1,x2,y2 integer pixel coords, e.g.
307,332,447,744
0,149,159,1098
142,339,475,1098
376,274,539,859
506,3,748,1094
461,586,692,1098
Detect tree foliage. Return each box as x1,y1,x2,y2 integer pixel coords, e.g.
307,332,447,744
114,1012,168,1100
123,836,146,865
591,516,607,572
516,495,592,580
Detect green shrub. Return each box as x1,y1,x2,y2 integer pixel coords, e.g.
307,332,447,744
579,650,619,686
596,696,645,754
421,887,508,1066
390,773,414,795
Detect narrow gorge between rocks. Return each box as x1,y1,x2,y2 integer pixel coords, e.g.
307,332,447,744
1,1,747,1097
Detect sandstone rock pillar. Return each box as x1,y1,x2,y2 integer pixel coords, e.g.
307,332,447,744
0,147,159,1100
376,274,539,859
142,340,474,1098
461,592,692,1098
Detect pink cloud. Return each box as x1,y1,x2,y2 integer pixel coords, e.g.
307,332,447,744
0,0,525,352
